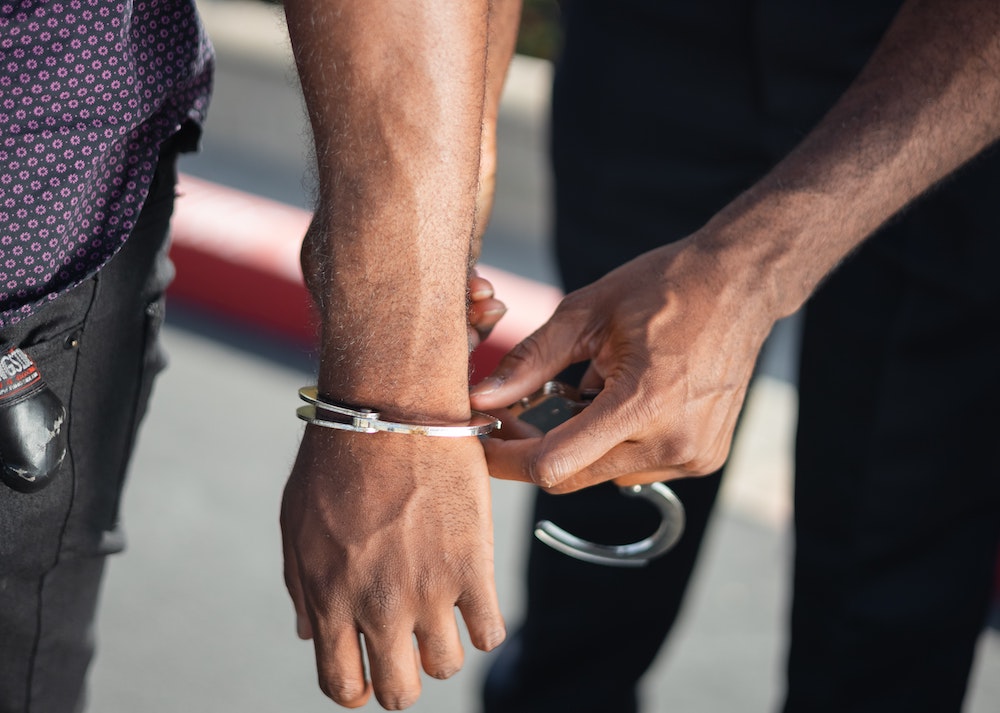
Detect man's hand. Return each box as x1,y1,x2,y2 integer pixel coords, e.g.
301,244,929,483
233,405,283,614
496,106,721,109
280,269,507,709
281,428,504,709
470,237,775,493
473,0,1000,494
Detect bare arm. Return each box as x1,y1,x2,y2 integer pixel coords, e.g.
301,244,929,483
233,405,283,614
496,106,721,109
473,0,1000,490
288,0,485,404
713,0,1000,318
280,0,520,709
475,0,522,260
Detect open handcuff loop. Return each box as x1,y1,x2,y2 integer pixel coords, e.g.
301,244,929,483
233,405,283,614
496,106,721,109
534,482,686,567
506,381,686,568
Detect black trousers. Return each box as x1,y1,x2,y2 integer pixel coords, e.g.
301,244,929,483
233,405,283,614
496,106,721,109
0,152,176,713
483,1,1000,711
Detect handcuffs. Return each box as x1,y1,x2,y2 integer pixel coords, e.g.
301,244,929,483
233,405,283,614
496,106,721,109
298,380,685,568
504,381,686,568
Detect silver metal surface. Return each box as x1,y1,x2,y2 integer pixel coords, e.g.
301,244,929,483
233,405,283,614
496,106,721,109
297,387,501,437
534,482,686,567
511,381,687,566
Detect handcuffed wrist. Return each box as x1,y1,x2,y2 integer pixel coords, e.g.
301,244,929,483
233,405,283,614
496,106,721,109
296,387,501,437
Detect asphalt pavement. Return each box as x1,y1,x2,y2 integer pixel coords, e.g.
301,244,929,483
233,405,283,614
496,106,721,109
86,2,999,711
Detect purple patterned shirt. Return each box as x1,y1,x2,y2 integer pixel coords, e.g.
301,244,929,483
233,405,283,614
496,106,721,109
0,0,213,326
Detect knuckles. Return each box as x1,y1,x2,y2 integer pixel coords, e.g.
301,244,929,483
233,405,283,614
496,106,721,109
353,574,408,632
658,437,701,471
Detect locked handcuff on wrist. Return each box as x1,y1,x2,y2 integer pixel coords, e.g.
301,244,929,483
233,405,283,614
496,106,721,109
297,380,685,568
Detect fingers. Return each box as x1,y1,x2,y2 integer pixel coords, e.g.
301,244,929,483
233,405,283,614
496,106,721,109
480,382,640,487
485,434,695,492
468,272,494,301
313,627,373,708
285,432,504,710
539,442,694,494
481,436,541,483
578,361,605,392
467,296,506,348
526,388,643,487
309,606,485,710
468,271,506,349
311,602,500,710
469,316,586,410
311,614,441,710
415,613,464,680
482,383,736,493
362,633,422,710
456,574,506,653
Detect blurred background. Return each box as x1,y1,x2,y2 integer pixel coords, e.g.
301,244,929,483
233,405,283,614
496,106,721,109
87,1,998,711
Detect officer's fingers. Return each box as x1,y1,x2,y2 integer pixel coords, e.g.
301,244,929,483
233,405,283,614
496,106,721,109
470,317,589,411
526,391,647,488
468,272,494,301
468,296,507,348
578,361,605,393
482,436,542,483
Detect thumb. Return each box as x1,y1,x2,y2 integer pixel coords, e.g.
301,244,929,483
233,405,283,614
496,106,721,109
482,436,542,483
470,315,582,410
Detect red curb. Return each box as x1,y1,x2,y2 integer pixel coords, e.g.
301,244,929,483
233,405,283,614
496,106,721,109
167,173,563,377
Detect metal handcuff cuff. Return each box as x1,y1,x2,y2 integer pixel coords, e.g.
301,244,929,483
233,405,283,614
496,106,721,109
297,382,685,567
503,382,685,567
297,387,500,437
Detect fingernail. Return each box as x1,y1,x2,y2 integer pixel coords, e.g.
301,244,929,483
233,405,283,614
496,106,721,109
469,281,494,300
481,306,507,320
470,376,501,396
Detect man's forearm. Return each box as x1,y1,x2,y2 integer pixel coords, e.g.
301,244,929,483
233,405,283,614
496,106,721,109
284,0,492,421
703,0,1000,319
474,0,522,260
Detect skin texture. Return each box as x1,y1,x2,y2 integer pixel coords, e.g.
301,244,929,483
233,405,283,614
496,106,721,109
471,0,1000,492
279,0,519,709
279,0,999,708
